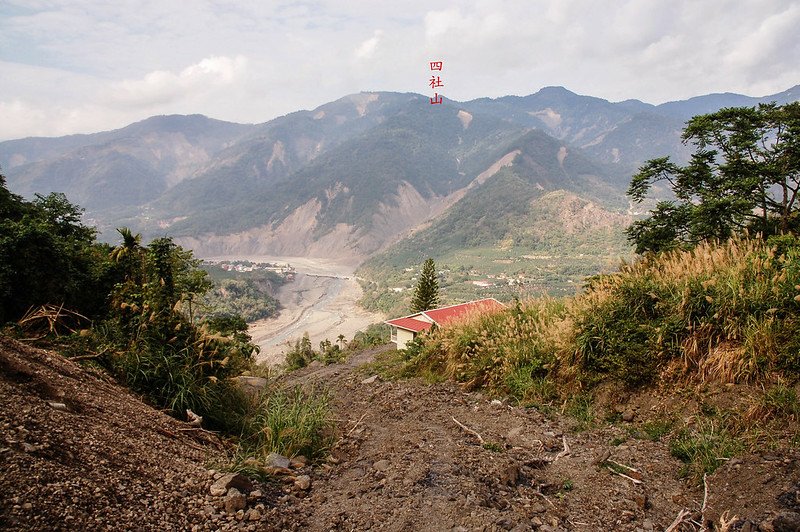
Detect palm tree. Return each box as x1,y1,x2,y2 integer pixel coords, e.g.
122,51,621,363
110,227,143,282
110,227,142,263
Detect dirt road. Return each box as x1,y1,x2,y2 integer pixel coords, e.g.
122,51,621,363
271,351,800,531
204,255,384,366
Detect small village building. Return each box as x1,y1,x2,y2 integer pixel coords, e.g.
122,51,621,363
385,298,505,349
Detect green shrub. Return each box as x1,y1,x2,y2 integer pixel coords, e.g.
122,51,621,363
351,323,390,349
670,419,744,480
285,333,316,370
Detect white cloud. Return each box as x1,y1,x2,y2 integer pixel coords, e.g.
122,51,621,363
355,30,383,60
723,4,800,73
109,55,248,108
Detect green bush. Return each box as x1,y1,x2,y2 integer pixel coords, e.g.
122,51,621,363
284,333,316,370
351,323,390,349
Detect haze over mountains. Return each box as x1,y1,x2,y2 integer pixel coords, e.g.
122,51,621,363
2,85,798,265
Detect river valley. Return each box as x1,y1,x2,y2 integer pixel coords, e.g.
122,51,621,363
203,255,385,366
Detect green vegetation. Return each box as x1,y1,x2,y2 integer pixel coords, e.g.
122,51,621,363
637,419,675,442
351,322,390,350
0,178,116,324
284,323,391,371
202,277,282,322
198,262,286,323
410,258,440,313
670,419,745,478
565,393,595,431
238,386,334,461
358,185,632,315
0,174,333,467
398,236,800,391
628,102,800,253
481,441,504,453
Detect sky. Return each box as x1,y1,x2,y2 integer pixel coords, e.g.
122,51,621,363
1,0,799,141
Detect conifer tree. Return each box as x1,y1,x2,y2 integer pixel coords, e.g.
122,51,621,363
410,258,440,313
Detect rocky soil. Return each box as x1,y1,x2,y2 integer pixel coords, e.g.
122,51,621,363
2,336,799,531
0,336,288,531
273,351,800,532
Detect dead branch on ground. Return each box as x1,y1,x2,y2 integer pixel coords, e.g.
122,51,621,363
553,435,570,461
665,509,692,532
605,466,643,485
452,416,485,444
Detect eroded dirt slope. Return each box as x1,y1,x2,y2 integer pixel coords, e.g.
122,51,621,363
2,336,798,531
0,336,268,531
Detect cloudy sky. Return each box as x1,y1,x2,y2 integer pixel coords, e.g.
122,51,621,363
1,0,798,141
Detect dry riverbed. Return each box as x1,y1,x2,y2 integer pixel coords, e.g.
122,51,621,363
203,255,385,366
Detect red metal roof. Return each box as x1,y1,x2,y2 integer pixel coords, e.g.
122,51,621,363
422,298,505,325
385,317,434,332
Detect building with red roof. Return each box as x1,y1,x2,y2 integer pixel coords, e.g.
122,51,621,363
385,298,505,349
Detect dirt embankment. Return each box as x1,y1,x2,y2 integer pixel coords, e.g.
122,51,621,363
3,337,798,531
0,336,286,531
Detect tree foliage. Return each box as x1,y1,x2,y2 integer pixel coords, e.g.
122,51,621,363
0,174,115,323
410,258,440,313
627,102,800,253
0,172,257,426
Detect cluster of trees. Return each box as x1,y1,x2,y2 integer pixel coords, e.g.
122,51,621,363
284,323,389,370
0,179,115,324
201,276,282,323
0,174,256,428
628,102,800,253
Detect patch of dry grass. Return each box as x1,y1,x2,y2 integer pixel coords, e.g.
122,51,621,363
405,236,800,394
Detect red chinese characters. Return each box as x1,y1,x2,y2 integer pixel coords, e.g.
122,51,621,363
429,60,444,104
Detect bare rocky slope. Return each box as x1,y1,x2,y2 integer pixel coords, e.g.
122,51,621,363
3,336,799,531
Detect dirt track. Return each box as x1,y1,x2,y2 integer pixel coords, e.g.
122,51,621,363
272,350,800,532
2,335,799,531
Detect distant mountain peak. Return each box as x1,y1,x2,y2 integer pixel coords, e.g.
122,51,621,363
536,86,574,95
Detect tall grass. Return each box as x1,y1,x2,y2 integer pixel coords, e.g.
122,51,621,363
574,236,800,384
405,236,800,391
241,386,334,460
404,299,570,395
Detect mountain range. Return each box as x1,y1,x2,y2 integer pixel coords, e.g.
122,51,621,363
2,85,798,269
